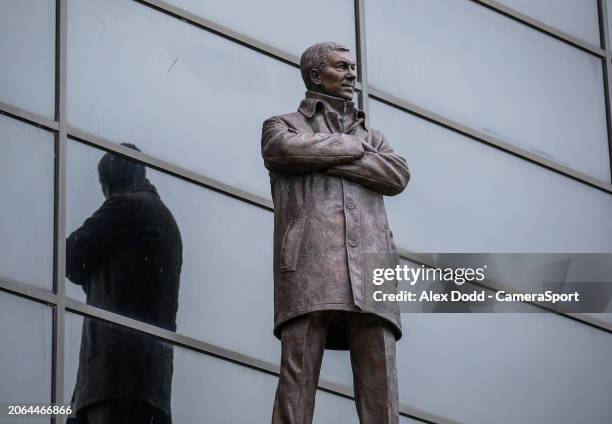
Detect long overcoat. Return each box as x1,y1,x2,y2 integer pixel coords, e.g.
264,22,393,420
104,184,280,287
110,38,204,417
261,91,410,350
65,180,182,418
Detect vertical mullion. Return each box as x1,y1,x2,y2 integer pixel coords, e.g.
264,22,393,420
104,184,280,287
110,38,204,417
52,0,67,421
598,0,612,182
354,0,370,127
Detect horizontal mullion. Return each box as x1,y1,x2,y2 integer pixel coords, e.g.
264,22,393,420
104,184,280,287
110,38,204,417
0,101,59,132
67,126,274,211
0,277,58,306
369,87,612,195
471,0,606,57
65,298,449,423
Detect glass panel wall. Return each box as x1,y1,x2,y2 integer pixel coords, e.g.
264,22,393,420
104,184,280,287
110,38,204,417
0,0,55,118
366,0,610,182
67,0,304,200
164,0,356,57
0,292,51,424
369,99,612,252
0,0,610,423
397,313,612,424
495,0,600,45
0,115,54,290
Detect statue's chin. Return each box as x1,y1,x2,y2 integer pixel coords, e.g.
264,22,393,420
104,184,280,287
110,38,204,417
312,88,352,101
333,92,354,101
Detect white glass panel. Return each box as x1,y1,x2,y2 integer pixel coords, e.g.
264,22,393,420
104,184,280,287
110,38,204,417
65,140,354,387
65,313,361,423
496,0,600,45
397,314,612,424
370,99,612,252
585,313,612,327
366,0,610,182
165,0,356,57
0,115,54,289
68,0,305,199
0,0,55,118
0,292,51,424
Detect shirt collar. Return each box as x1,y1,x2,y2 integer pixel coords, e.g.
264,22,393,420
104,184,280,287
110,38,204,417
298,91,367,129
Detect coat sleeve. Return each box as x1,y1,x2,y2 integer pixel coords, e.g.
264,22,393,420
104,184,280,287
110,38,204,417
326,130,410,196
261,117,365,173
65,195,133,286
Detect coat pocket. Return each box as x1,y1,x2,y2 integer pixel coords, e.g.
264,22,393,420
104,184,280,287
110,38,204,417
280,217,307,272
385,228,400,267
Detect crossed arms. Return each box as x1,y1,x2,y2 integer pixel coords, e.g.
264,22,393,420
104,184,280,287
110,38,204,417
261,117,410,196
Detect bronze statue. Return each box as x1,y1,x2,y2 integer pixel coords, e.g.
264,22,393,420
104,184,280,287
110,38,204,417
261,42,410,423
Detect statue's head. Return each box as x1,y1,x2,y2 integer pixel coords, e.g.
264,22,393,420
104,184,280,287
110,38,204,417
300,42,356,100
98,143,145,198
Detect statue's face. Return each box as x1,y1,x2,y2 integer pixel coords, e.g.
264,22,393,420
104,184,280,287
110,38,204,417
311,50,356,100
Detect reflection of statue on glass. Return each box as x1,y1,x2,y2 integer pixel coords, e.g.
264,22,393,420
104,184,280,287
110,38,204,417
261,42,410,423
66,143,182,423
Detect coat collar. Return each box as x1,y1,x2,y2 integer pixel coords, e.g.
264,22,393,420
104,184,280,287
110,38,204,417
298,91,368,130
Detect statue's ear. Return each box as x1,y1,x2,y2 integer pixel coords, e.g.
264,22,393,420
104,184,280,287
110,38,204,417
309,68,321,87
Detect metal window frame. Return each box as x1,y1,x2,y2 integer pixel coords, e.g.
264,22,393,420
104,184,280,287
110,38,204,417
0,101,59,132
52,0,67,421
355,0,370,124
0,1,611,424
599,0,612,182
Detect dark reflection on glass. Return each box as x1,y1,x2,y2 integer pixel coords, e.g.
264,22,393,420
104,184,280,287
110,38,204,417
65,144,182,423
64,313,368,423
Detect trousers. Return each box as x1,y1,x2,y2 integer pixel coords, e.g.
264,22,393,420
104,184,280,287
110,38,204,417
271,311,399,424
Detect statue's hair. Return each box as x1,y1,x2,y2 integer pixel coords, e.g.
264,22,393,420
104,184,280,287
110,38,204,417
300,42,350,90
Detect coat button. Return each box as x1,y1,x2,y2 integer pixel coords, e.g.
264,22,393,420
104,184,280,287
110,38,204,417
348,240,357,247
347,202,355,210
